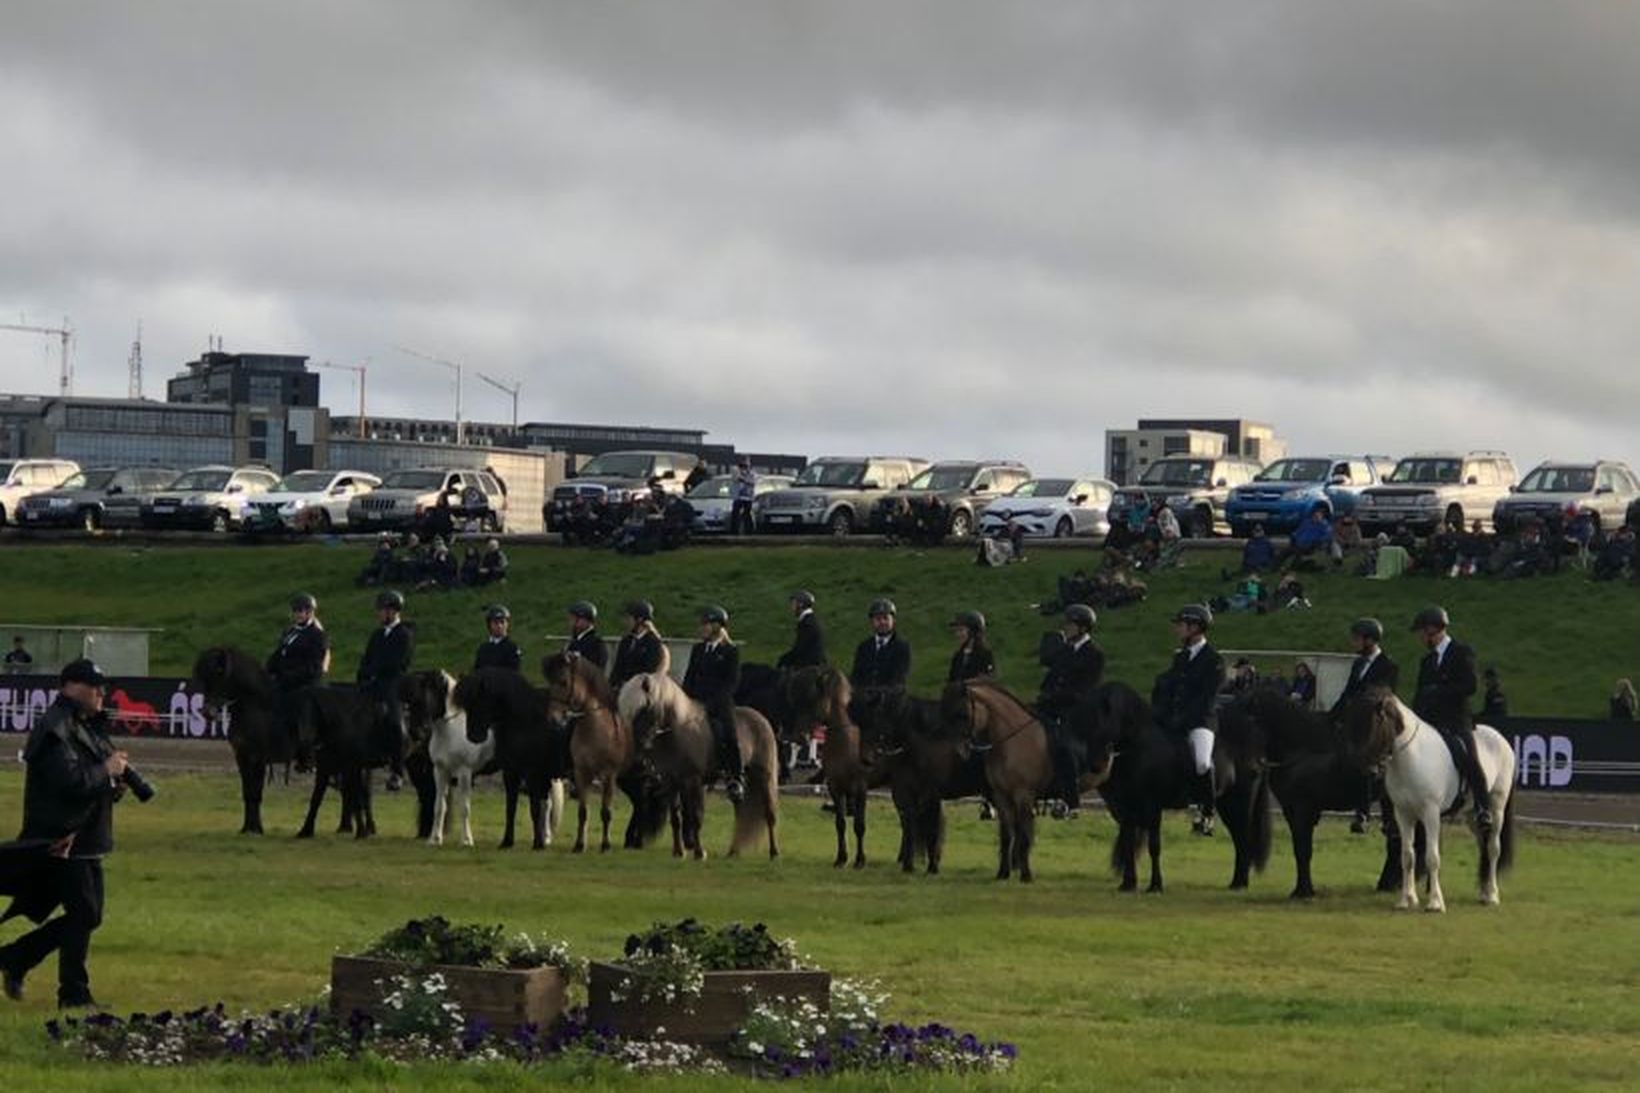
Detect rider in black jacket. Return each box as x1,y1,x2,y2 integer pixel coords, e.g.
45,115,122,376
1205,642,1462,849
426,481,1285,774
947,610,997,683
683,606,745,802
1329,617,1399,833
1153,604,1226,835
473,604,523,672
563,601,607,671
267,592,329,753
776,590,827,670
1037,603,1106,807
850,599,911,691
1410,605,1492,829
358,590,414,783
609,601,665,692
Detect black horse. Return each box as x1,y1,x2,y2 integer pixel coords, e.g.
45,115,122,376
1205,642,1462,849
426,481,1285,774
1068,680,1272,893
191,647,291,836
454,667,568,850
1216,687,1406,899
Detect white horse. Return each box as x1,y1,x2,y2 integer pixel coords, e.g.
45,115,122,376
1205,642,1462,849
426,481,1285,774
1347,688,1517,912
404,670,500,848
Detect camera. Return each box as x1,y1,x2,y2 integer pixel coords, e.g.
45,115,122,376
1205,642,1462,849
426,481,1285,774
121,766,157,803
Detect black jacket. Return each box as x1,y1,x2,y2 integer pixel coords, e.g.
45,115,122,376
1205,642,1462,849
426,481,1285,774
1037,637,1105,715
947,642,997,683
1413,639,1478,736
1329,651,1400,719
851,633,911,691
357,621,415,691
20,696,118,858
610,629,664,691
1154,642,1226,735
474,637,523,672
565,628,608,671
267,621,329,691
683,640,741,708
777,612,827,670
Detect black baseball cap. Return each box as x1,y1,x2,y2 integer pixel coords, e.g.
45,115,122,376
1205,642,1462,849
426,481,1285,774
60,658,107,686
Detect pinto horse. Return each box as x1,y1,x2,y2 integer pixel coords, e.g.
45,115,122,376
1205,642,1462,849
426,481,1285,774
402,669,497,848
541,652,635,853
783,666,880,868
454,668,566,850
941,681,1055,882
1070,681,1271,893
616,672,780,860
1343,688,1517,911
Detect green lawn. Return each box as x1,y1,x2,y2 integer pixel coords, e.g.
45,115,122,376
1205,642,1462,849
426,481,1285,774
1,541,1636,715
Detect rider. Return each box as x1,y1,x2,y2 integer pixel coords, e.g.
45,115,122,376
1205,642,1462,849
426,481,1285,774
1153,604,1225,836
776,590,827,670
850,598,911,693
564,601,607,672
682,605,745,803
1329,617,1399,834
474,604,523,672
358,589,415,788
1036,604,1106,807
609,600,664,692
1410,605,1492,829
266,592,330,755
947,610,997,682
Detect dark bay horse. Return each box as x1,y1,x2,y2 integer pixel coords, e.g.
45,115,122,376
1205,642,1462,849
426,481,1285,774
784,666,880,868
191,647,291,836
454,667,566,850
541,653,635,853
1070,681,1271,893
941,682,1054,882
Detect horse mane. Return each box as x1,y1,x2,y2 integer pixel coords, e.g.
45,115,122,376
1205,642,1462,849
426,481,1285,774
617,671,699,732
192,646,273,702
454,665,541,719
544,652,617,708
1221,686,1336,762
965,681,1039,725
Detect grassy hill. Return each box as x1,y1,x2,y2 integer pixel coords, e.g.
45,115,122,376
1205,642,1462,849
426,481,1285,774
1,541,1634,717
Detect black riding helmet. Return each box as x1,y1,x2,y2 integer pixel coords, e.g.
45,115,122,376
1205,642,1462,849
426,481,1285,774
700,604,729,625
1064,604,1097,631
486,604,511,622
289,592,317,612
790,589,816,610
375,589,405,612
1350,617,1384,643
568,600,598,621
624,599,655,622
867,598,897,618
951,610,986,633
1172,603,1213,629
1410,605,1450,632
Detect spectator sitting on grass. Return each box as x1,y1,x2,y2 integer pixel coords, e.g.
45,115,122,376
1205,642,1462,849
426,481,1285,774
1224,572,1266,613
1562,506,1596,561
1592,525,1635,581
1333,513,1364,559
1479,666,1509,722
1288,662,1317,707
418,540,459,590
458,544,481,587
476,537,509,584
356,533,396,587
1280,509,1334,570
1453,520,1490,577
1501,521,1555,580
1229,524,1275,577
1229,658,1259,694
1610,679,1636,722
1272,572,1311,609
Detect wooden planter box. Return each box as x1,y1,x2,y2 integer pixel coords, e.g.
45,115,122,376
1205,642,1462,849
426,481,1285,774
587,961,830,1044
331,955,568,1032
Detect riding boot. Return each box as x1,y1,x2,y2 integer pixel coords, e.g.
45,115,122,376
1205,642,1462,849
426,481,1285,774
715,715,745,804
1190,770,1217,836
1049,722,1083,810
1460,743,1493,829
1351,774,1375,835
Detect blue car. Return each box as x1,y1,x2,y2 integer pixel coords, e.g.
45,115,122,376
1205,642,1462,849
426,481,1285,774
1225,456,1394,537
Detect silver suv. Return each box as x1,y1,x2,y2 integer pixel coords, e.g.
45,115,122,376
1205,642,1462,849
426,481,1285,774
1492,460,1640,534
756,456,927,536
868,460,1032,539
349,467,508,532
0,458,79,526
1357,451,1519,534
141,465,281,532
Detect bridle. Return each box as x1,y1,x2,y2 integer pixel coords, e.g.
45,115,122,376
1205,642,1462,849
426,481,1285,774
964,685,1035,751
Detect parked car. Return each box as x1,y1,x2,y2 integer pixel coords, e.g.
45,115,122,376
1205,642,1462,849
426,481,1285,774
140,465,282,532
1107,455,1264,538
756,456,928,536
349,467,508,532
686,473,793,533
978,476,1115,539
15,466,179,531
1225,455,1395,537
1356,451,1518,534
0,458,79,526
544,450,702,533
1492,460,1640,534
866,460,1032,539
245,469,383,533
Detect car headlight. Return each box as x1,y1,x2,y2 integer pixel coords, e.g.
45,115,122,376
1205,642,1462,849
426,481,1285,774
1416,494,1440,507
806,496,828,510
184,496,207,507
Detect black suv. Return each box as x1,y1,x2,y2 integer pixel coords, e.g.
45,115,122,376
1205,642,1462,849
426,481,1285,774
1108,455,1264,538
17,466,179,531
545,450,702,535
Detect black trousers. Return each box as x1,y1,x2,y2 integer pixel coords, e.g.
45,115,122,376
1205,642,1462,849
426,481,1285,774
707,697,742,779
729,500,754,535
1,857,104,1004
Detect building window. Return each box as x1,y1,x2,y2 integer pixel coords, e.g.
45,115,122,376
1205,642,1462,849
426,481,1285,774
1163,436,1189,456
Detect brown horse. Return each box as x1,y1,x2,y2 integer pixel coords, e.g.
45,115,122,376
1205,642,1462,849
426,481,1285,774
785,666,878,868
617,671,781,860
941,681,1055,882
541,652,635,853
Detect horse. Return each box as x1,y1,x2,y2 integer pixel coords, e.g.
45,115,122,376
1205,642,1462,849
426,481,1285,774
1070,681,1272,893
1343,688,1517,911
293,683,401,840
941,682,1056,882
454,668,566,850
1217,687,1403,899
616,671,780,860
783,666,879,868
191,647,292,836
402,669,495,848
541,652,635,853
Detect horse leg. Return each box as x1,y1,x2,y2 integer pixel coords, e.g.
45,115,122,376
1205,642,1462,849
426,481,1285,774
851,789,867,869
239,759,265,835
1116,822,1139,892
1394,807,1419,910
528,787,546,850
573,773,590,854
895,803,915,873
994,801,1013,881
458,770,476,847
499,769,519,850
296,763,328,839
1014,798,1036,883
831,780,849,868
428,763,449,847
355,769,376,839
670,798,685,858
689,784,707,861
1290,809,1318,900
599,777,616,854
1144,821,1163,893
1479,792,1504,906
765,776,780,861
1225,788,1251,890
1421,807,1445,913
926,802,945,876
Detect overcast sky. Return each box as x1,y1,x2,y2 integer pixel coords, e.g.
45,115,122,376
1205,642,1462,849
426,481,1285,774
4,1,1639,477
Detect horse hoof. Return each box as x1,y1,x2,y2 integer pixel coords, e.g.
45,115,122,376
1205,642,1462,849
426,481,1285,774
572,844,586,854
833,858,847,869
852,857,866,870
1425,902,1446,914
1020,873,1034,884
427,838,442,848
1396,898,1417,911
926,865,939,877
1118,881,1137,893
600,843,612,853
1145,883,1164,894
460,838,474,848
295,830,314,840
1228,879,1249,891
1289,889,1315,901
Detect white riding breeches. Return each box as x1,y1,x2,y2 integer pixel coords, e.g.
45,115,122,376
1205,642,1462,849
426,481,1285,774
1187,728,1214,775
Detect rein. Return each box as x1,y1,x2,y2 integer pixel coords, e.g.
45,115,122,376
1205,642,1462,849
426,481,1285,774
967,686,1037,750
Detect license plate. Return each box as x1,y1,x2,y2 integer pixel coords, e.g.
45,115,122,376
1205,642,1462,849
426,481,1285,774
767,514,799,523
153,505,175,514
21,512,38,521
1240,511,1267,522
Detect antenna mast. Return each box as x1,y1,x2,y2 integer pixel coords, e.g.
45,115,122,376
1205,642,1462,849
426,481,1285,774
128,321,144,399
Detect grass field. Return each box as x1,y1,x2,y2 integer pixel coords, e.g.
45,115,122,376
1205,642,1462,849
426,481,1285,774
1,540,1637,715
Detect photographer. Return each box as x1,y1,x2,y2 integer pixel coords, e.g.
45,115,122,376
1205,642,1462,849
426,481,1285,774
1,658,148,1008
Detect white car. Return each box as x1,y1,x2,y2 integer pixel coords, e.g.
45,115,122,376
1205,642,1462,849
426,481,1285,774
687,474,793,533
245,469,382,533
978,476,1116,539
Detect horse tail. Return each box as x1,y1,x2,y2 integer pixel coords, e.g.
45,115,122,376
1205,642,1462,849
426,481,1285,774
1495,785,1518,875
730,715,778,857
1249,770,1273,873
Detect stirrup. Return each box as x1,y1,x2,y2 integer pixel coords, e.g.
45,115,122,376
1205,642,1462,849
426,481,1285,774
725,776,746,803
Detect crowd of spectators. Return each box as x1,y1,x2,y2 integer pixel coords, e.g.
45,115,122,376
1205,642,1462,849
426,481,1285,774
356,533,508,590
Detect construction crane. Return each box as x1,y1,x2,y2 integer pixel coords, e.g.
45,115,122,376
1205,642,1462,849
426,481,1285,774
314,359,369,438
0,317,72,395
477,371,522,432
394,345,464,445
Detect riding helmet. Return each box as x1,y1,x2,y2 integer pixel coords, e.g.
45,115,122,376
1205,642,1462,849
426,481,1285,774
700,604,730,625
625,599,655,621
486,604,512,622
1171,603,1213,629
951,609,986,633
1350,617,1384,642
1409,605,1450,632
375,589,406,611
568,600,598,621
289,592,317,612
867,597,897,618
790,589,816,610
1064,604,1097,631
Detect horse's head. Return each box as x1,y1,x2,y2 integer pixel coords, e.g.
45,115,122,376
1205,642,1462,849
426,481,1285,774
938,681,983,742
1342,686,1403,771
1216,691,1271,769
400,670,453,744
453,672,494,745
618,673,665,751
784,666,851,728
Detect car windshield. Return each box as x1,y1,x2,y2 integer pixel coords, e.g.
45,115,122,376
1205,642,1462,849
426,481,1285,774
0,462,13,481
275,470,336,493
906,466,978,491
1140,460,1213,487
793,461,865,487
1009,478,1073,498
1387,459,1461,484
1519,466,1595,493
1254,459,1331,483
578,453,655,478
59,469,118,491
381,470,448,490
688,476,733,499
169,469,232,491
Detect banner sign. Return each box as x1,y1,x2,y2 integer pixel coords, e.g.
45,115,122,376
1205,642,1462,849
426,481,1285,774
0,675,231,740
1494,717,1640,795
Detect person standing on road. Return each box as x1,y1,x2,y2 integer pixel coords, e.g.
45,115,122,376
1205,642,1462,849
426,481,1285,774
358,590,415,789
563,601,607,672
267,593,330,755
474,605,523,672
729,457,757,536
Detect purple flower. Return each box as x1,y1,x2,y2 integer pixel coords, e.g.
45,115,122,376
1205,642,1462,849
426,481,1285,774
43,1020,61,1042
